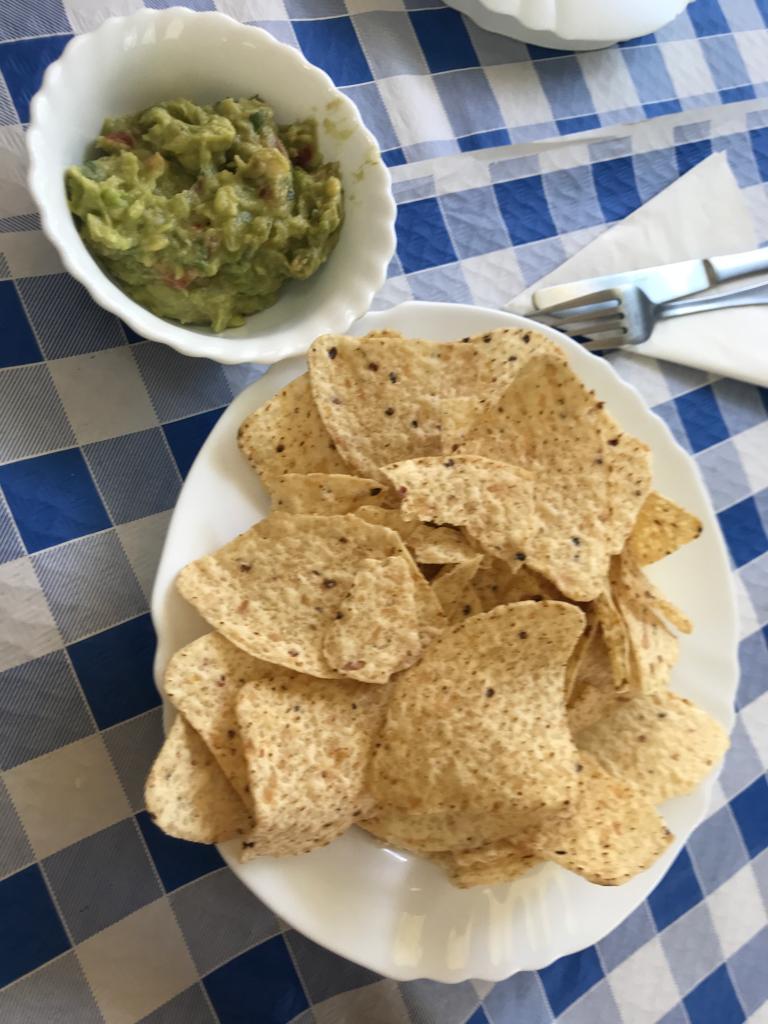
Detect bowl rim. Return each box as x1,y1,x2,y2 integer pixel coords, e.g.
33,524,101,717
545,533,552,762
448,0,691,43
26,6,396,365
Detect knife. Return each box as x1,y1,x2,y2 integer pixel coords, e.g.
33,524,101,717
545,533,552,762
531,248,768,310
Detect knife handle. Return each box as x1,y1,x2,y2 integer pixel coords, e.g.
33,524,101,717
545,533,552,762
707,248,768,284
659,281,768,319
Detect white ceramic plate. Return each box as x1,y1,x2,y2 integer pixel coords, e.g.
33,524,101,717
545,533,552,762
151,301,737,982
27,8,395,365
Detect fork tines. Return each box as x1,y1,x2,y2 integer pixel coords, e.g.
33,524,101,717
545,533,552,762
528,289,629,347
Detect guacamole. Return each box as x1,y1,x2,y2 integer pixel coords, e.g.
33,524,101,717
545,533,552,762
66,97,344,332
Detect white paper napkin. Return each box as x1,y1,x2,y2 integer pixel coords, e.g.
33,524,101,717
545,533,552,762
508,152,768,387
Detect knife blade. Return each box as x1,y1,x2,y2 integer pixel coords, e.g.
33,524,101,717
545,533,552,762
531,249,768,310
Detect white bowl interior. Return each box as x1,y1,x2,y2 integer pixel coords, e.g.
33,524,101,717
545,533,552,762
28,9,395,363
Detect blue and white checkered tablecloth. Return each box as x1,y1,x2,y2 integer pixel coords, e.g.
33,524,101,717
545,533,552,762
1,2,768,1023
3,0,768,164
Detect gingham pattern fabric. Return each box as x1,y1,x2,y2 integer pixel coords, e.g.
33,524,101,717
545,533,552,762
1,2,768,1022
3,0,768,164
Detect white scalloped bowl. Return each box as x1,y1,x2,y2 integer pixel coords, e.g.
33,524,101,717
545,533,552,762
27,8,395,365
446,0,691,49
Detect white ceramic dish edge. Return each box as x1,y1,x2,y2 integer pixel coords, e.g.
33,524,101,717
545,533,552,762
446,0,690,50
27,7,396,365
151,302,737,982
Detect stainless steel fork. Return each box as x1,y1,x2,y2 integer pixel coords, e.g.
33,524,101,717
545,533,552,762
529,280,768,351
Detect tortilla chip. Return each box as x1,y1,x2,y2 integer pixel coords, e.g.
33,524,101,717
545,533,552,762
382,455,538,565
369,601,585,822
408,525,480,564
353,504,478,563
360,329,405,340
145,716,252,844
564,607,598,703
450,354,651,600
602,432,653,554
594,588,632,691
615,553,692,635
443,851,541,888
575,691,729,803
652,592,693,636
566,627,618,733
610,556,680,694
163,632,260,802
307,328,561,479
359,806,531,853
447,751,673,887
237,374,348,487
322,556,424,683
236,663,390,857
441,396,487,457
428,753,673,886
177,511,446,679
270,473,394,515
532,752,673,885
450,833,533,870
628,491,703,565
472,559,564,612
431,556,484,623
568,682,614,735
434,821,546,886
351,505,413,535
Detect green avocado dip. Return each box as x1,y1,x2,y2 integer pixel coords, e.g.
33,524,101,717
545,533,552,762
65,97,344,332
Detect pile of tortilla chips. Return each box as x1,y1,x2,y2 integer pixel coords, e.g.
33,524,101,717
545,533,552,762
146,327,729,888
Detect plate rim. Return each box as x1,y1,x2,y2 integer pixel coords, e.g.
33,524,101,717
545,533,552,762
150,299,738,982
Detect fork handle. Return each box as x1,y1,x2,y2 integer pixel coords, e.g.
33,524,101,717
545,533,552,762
659,281,768,319
707,249,768,284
